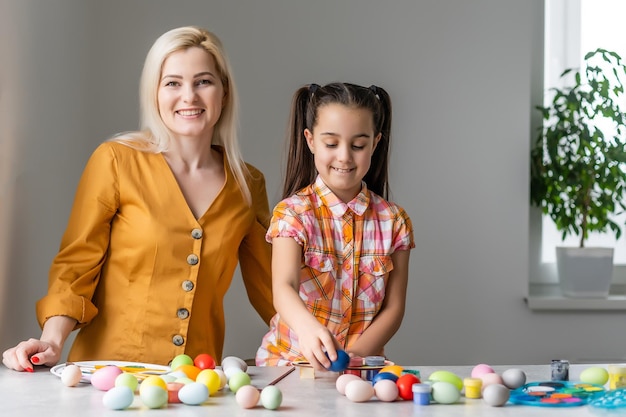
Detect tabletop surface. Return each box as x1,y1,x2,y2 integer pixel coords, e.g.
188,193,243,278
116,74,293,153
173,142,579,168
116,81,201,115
1,362,623,416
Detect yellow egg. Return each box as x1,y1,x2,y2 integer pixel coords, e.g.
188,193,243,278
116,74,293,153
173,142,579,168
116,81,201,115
580,366,609,385
140,375,167,395
196,369,221,394
379,365,403,377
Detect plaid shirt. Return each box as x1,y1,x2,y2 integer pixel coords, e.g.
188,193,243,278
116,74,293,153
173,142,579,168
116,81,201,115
256,176,414,365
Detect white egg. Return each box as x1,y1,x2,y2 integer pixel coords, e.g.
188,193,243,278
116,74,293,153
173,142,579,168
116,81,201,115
501,368,526,389
60,364,83,387
344,379,375,402
221,356,247,372
224,366,244,380
336,374,362,395
374,379,399,402
482,383,510,407
213,368,228,389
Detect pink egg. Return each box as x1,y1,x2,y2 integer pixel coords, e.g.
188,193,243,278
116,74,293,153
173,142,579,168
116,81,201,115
471,363,495,379
236,385,260,409
91,366,123,391
374,379,399,402
336,374,362,395
481,372,504,391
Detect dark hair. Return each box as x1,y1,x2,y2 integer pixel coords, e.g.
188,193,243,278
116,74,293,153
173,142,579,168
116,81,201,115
282,82,392,199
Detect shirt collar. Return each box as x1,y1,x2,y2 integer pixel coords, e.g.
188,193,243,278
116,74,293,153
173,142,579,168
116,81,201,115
313,175,370,217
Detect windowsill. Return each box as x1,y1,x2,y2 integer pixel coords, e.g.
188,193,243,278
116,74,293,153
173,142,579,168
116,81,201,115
526,283,626,310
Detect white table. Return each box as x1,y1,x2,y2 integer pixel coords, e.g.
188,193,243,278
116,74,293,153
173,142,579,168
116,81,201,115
0,363,620,416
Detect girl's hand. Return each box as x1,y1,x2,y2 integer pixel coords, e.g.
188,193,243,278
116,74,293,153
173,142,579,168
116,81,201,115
297,325,342,371
2,338,62,371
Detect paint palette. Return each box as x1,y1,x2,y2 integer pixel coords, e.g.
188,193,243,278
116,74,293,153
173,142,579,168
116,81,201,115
50,361,170,383
509,381,605,407
588,387,626,409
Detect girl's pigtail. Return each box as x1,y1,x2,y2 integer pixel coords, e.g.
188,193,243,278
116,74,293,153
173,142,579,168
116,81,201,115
283,86,317,199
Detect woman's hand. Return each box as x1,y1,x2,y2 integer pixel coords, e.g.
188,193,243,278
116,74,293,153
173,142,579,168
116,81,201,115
3,315,76,371
2,338,62,371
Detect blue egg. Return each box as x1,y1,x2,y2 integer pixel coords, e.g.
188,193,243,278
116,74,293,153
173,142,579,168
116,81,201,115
102,386,134,410
326,350,350,372
372,371,399,385
178,382,209,405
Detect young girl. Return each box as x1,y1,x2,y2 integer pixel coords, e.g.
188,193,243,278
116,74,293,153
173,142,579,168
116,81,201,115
256,82,414,370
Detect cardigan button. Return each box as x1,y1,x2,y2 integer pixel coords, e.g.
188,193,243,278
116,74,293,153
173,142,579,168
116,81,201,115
172,335,184,346
177,308,190,320
187,254,199,265
182,280,194,291
191,228,203,239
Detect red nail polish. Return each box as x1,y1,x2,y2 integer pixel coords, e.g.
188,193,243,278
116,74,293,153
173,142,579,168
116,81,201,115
31,356,40,364
25,367,34,373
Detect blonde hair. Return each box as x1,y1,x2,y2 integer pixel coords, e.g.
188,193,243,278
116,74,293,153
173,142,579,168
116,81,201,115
110,26,251,204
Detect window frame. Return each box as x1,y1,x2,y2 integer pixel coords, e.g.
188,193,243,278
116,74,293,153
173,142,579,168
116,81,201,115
530,0,626,284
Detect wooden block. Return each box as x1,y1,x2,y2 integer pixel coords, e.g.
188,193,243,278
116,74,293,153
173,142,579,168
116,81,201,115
299,366,315,379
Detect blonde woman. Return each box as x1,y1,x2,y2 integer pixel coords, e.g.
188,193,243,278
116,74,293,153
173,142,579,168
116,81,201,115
3,26,274,370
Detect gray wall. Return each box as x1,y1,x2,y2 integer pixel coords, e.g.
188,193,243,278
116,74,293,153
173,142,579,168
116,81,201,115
2,0,625,366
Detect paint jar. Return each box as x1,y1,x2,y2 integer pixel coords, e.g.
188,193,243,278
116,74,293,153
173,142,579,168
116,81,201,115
364,356,385,381
342,357,363,378
364,356,386,367
608,364,626,389
463,377,483,399
412,383,432,405
551,359,569,381
402,369,421,380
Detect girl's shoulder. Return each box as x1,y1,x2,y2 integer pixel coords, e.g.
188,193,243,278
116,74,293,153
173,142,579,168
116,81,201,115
368,192,412,220
275,186,318,214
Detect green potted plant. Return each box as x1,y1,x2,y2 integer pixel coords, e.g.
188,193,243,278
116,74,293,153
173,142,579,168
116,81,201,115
530,48,626,298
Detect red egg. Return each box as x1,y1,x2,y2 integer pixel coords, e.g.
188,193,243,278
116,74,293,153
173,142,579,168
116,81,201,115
396,373,421,400
194,353,216,370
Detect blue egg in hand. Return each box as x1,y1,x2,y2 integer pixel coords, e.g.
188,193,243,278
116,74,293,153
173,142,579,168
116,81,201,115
326,350,350,372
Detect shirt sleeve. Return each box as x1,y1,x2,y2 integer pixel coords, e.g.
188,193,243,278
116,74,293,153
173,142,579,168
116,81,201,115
265,198,308,246
36,142,119,329
392,205,415,252
238,164,276,325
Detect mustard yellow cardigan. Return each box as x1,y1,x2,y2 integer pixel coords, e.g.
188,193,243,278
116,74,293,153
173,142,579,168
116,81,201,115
36,141,275,365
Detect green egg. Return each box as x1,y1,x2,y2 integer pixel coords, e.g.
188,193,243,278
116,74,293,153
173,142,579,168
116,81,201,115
428,370,463,391
260,386,283,410
580,366,609,385
228,371,251,393
114,372,139,392
431,381,460,404
170,354,194,371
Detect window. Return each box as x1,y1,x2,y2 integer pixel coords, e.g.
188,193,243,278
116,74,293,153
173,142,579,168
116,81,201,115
536,0,626,282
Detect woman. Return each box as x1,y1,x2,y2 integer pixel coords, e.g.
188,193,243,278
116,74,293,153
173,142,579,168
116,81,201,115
2,26,274,370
